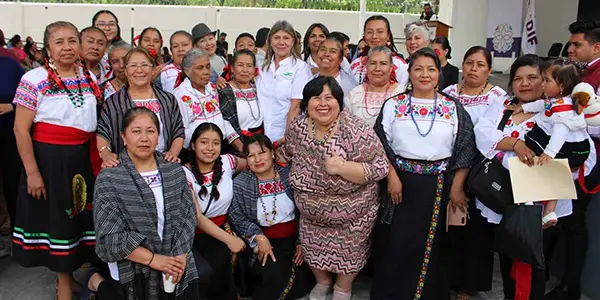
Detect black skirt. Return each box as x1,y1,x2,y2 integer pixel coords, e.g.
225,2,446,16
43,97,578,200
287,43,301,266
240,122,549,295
251,234,315,300
12,141,96,273
525,124,590,167
371,170,450,300
193,230,238,300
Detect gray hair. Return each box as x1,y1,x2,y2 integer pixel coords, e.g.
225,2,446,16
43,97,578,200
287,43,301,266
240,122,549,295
181,48,209,70
368,46,393,63
404,22,429,39
107,41,132,57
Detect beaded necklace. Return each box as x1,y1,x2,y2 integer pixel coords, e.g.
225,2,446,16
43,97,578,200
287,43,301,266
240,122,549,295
232,80,261,121
362,83,391,117
409,92,438,137
55,67,86,108
311,117,338,145
259,170,280,226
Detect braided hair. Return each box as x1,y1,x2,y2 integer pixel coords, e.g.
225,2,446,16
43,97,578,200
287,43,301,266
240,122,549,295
189,123,225,201
42,22,79,93
79,26,106,103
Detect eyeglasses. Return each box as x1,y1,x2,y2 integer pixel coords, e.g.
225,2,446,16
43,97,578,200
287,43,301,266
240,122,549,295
95,22,117,29
126,63,153,70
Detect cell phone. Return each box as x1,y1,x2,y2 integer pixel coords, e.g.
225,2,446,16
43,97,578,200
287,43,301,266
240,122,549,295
446,203,467,232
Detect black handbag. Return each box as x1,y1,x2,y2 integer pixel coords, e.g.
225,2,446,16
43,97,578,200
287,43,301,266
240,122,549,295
467,108,514,214
492,204,545,269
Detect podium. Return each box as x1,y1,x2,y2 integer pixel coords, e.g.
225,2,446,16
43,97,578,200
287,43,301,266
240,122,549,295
424,20,452,41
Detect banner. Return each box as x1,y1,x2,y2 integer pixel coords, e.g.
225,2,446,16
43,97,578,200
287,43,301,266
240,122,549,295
486,0,522,58
521,0,538,55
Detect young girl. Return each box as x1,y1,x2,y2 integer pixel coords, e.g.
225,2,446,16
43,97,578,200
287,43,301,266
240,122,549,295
183,122,247,300
508,58,590,227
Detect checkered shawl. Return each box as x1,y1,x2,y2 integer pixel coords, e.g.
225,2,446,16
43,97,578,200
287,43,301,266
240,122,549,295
374,92,476,224
94,151,198,299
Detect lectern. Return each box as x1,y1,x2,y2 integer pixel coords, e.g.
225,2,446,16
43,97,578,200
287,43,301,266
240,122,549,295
424,20,452,41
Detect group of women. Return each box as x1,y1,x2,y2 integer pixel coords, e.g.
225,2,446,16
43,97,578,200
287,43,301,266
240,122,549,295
5,7,593,300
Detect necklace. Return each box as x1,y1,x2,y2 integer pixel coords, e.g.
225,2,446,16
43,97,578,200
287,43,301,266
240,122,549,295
409,92,438,137
258,170,279,226
458,82,488,99
311,117,338,145
56,66,86,108
363,83,391,117
232,80,261,121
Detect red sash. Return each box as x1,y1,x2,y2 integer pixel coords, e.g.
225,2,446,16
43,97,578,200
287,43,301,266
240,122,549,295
32,122,101,177
195,214,228,235
261,220,297,239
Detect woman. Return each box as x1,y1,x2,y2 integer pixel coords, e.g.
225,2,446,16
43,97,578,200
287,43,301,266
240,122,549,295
172,48,242,153
432,36,459,90
90,107,199,300
371,48,476,300
80,27,109,85
24,41,43,69
9,35,31,69
350,15,409,88
404,22,431,59
303,23,330,74
473,54,591,300
346,46,405,127
11,21,101,300
98,48,184,168
315,37,358,96
159,31,193,94
282,76,388,299
92,10,122,87
234,32,264,67
228,134,315,300
183,123,246,300
138,27,165,84
443,46,506,126
219,49,264,142
103,42,131,100
256,20,312,145
192,23,228,78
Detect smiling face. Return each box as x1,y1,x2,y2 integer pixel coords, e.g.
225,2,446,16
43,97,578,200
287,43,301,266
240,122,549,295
121,113,159,161
367,50,393,86
307,84,341,127
171,33,193,66
232,53,255,85
364,19,390,48
270,30,294,59
317,40,342,72
109,47,128,81
512,65,544,102
406,31,428,56
409,55,440,95
246,142,275,176
236,36,256,53
196,34,217,56
140,29,162,53
462,51,491,87
125,52,153,88
308,26,327,54
192,129,222,165
94,13,118,41
47,26,81,68
81,30,107,63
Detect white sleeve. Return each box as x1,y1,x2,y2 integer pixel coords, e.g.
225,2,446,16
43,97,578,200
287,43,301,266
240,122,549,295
173,91,195,149
394,59,409,91
522,100,545,113
223,120,240,144
544,123,569,158
221,154,237,176
475,102,507,159
291,63,312,100
381,100,396,147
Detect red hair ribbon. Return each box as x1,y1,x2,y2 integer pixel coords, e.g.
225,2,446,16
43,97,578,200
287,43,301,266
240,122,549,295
223,64,232,81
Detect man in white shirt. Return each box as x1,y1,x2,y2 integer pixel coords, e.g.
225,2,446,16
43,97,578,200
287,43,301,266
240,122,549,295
419,3,439,21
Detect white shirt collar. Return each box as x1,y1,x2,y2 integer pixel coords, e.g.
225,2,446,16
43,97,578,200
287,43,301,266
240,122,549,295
183,78,215,97
589,57,600,68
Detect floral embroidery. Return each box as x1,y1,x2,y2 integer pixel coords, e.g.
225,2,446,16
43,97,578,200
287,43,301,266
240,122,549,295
259,179,285,196
506,119,513,126
526,121,535,128
278,265,296,300
396,158,448,175
511,131,520,138
394,96,456,120
556,98,565,104
206,101,215,113
181,95,192,105
544,99,553,117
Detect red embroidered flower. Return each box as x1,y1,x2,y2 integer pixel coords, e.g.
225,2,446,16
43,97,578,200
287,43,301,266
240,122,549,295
205,101,215,113
556,98,565,104
419,108,428,116
526,121,535,128
148,48,157,58
545,111,553,117
506,119,512,126
181,95,191,103
511,131,520,138
398,94,406,100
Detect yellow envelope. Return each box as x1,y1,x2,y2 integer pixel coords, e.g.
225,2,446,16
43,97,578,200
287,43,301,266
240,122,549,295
507,157,577,203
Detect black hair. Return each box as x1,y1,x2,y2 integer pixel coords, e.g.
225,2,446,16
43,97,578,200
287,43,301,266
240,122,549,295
92,10,122,43
169,30,193,48
330,31,349,44
231,49,256,66
568,20,600,45
543,58,585,96
363,15,398,55
508,54,543,94
189,122,224,202
407,48,442,90
24,41,37,61
0,29,5,47
424,3,432,7
462,45,492,69
300,76,345,114
139,27,163,47
121,107,160,134
9,35,22,46
235,32,255,46
242,134,274,157
432,36,452,59
255,27,270,48
80,26,107,41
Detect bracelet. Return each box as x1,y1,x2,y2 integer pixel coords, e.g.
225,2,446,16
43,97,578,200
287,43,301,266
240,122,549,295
148,252,155,266
512,139,520,151
99,145,112,156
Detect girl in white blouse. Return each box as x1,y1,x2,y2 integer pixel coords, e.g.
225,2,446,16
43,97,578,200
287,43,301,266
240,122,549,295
172,48,243,152
159,31,193,94
256,20,312,146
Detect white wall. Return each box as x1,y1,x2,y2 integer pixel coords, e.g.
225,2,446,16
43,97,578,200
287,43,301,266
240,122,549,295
445,0,488,66
535,0,579,57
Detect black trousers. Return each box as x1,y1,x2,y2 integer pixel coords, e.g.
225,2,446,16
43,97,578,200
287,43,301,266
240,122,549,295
0,133,22,230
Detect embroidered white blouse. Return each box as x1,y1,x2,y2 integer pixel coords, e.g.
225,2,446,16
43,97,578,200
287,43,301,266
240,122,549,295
172,78,240,148
350,55,409,89
233,87,263,131
159,63,181,94
443,84,507,126
346,83,406,128
380,94,458,161
256,177,296,227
